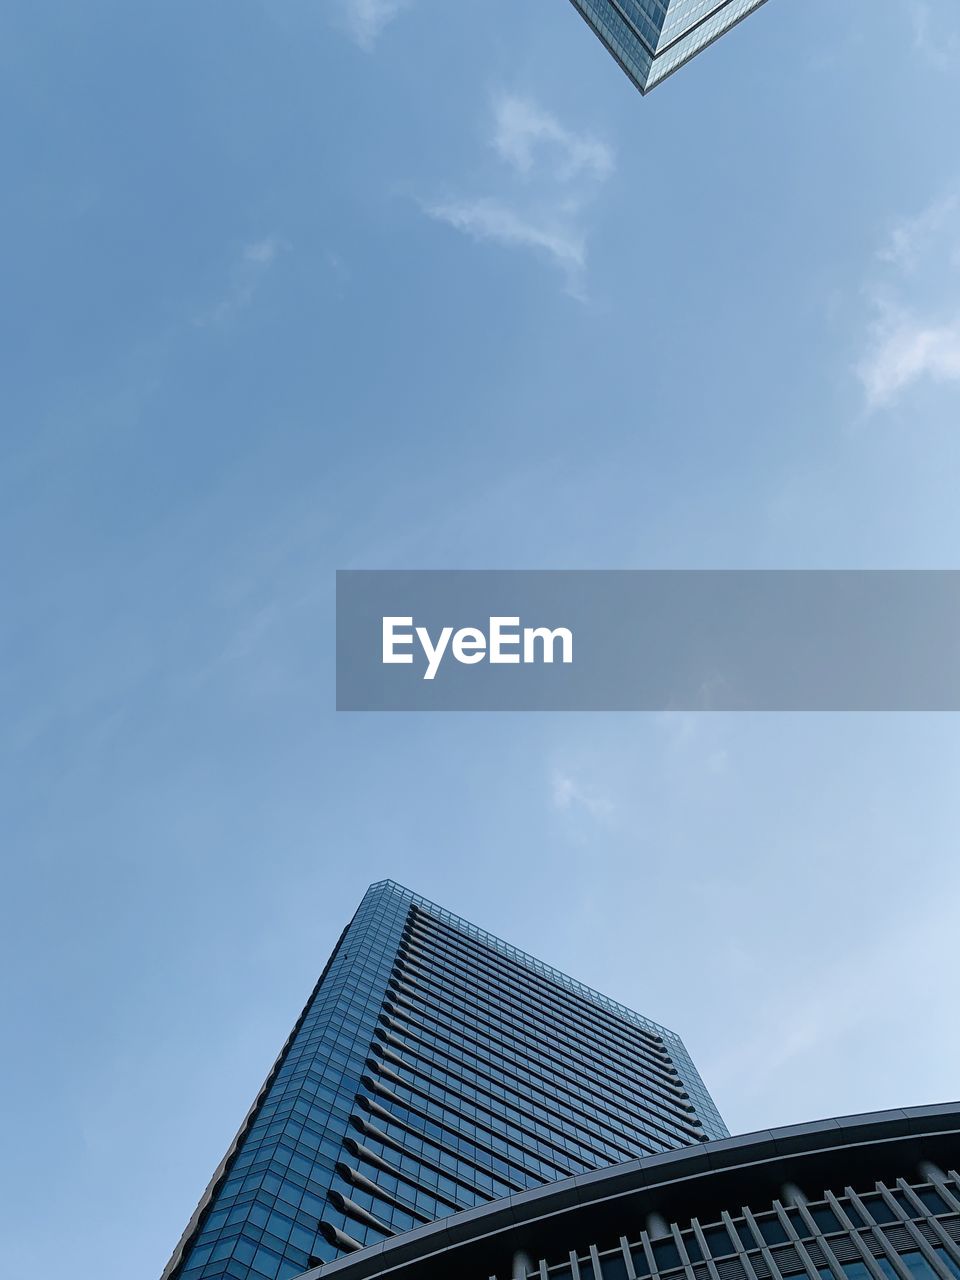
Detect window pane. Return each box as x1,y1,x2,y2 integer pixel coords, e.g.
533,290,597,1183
684,1232,703,1262
654,1240,681,1271
598,1251,630,1280
862,1197,896,1225
934,1248,960,1280
810,1206,841,1234
702,1226,735,1257
757,1215,789,1246
898,1251,938,1280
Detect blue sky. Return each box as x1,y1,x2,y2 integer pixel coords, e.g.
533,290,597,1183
4,1,960,1277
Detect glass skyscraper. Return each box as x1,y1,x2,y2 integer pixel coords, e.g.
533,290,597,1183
569,0,771,93
163,881,727,1280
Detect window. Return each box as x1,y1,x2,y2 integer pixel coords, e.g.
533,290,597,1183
597,1251,630,1280
916,1189,948,1216
632,1245,652,1276
683,1231,704,1261
838,1259,897,1280
934,1248,960,1280
736,1221,757,1251
861,1197,896,1225
894,1193,920,1219
809,1205,841,1234
756,1214,789,1246
654,1239,682,1270
702,1225,736,1257
899,1251,948,1280
843,1201,866,1228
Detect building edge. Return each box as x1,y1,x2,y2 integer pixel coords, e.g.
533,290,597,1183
160,918,354,1280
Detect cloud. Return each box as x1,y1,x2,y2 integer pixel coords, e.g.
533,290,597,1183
858,311,960,409
491,94,614,182
422,93,614,296
423,197,586,276
333,0,409,50
551,770,614,822
856,191,960,409
196,236,286,326
877,194,959,272
910,1,960,68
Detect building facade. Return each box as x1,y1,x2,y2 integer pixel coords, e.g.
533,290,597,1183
163,881,727,1280
568,0,771,93
291,1103,960,1280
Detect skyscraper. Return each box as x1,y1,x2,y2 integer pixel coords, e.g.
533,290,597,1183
568,0,771,93
163,881,727,1280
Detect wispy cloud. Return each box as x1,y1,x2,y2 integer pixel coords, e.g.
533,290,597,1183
858,309,960,409
196,236,286,326
910,1,960,68
491,94,614,183
877,193,959,271
550,770,614,822
332,0,409,51
422,93,614,297
856,191,960,409
423,197,586,276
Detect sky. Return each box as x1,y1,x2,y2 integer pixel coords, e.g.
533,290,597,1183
3,1,960,1277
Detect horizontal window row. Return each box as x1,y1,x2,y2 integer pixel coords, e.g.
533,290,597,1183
404,911,672,1074
359,1093,532,1190
391,957,698,1136
363,1072,583,1184
353,1111,516,1201
398,925,681,1096
374,1030,663,1165
401,901,670,1054
406,908,668,1059
370,1045,637,1171
380,1005,679,1156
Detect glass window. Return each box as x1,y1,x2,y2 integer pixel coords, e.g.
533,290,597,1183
838,1262,871,1280
756,1214,789,1246
810,1205,841,1234
842,1259,898,1280
894,1193,920,1219
842,1201,865,1228
934,1248,960,1280
597,1251,630,1280
632,1246,651,1277
899,1251,942,1280
736,1221,757,1250
683,1231,703,1262
654,1239,682,1270
916,1188,948,1216
786,1208,807,1236
861,1197,896,1225
703,1225,735,1257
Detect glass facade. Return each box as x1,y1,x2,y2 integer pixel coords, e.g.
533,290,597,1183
163,881,727,1280
287,1104,960,1280
568,0,771,93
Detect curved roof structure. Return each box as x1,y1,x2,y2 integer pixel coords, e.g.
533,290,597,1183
295,1102,960,1280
